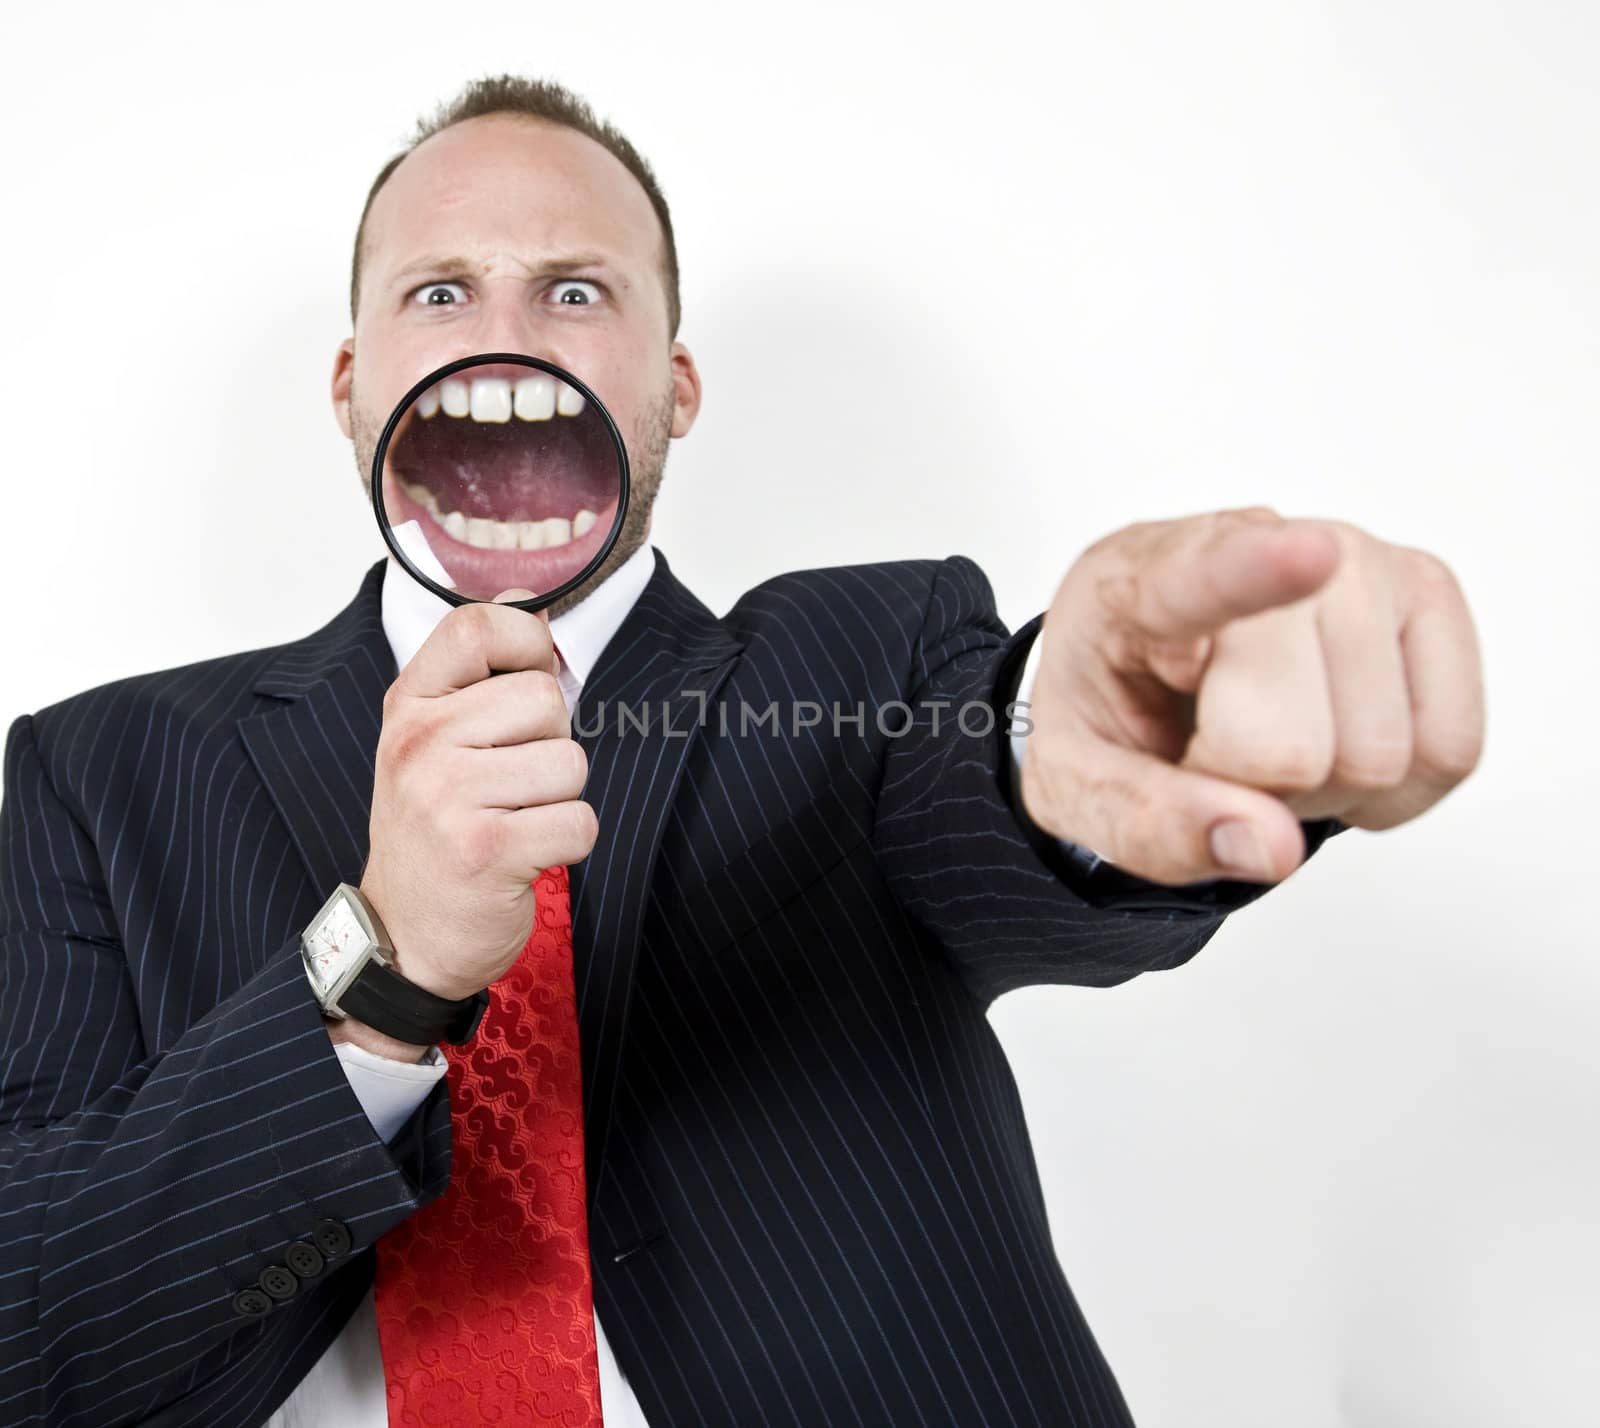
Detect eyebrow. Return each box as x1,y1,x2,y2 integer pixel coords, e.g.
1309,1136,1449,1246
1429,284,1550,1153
385,251,620,288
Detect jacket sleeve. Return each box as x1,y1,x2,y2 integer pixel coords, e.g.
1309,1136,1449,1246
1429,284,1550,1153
870,555,1346,1007
0,712,453,1427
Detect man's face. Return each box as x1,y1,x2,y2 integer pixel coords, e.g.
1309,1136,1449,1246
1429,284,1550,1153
332,113,700,614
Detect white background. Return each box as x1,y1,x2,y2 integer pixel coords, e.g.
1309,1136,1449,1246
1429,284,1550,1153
3,3,1596,1424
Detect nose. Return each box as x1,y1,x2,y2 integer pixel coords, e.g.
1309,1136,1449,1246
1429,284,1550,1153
474,302,540,363
473,294,575,378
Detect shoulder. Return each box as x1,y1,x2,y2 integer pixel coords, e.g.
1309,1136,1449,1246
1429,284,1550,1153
17,563,388,784
15,622,349,807
723,555,998,645
17,645,269,779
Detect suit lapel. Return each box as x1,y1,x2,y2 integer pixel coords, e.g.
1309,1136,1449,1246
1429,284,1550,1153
571,551,743,1196
235,561,394,905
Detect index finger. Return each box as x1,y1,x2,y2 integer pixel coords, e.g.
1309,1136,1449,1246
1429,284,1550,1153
1122,518,1341,642
398,597,557,698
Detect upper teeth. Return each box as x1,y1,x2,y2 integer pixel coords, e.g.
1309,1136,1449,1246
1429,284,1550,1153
419,375,586,422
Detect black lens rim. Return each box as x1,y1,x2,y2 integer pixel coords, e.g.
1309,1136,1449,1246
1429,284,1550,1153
370,352,631,612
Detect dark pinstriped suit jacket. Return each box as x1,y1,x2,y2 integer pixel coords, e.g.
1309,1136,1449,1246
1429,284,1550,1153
0,550,1344,1427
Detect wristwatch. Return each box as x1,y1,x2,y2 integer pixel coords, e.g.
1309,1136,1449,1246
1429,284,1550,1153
300,883,489,1046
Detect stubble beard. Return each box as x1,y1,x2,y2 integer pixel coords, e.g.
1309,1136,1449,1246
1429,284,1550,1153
347,365,677,620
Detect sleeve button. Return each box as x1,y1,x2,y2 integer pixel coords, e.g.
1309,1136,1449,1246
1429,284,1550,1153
286,1240,326,1279
232,1288,272,1318
259,1265,299,1301
313,1218,352,1259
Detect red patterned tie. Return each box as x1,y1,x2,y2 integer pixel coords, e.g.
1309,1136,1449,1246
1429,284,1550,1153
372,863,604,1426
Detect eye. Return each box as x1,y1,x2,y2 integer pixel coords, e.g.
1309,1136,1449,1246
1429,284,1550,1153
551,279,602,306
412,282,468,307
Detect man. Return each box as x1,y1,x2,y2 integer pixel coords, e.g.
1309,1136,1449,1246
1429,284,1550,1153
0,75,1483,1427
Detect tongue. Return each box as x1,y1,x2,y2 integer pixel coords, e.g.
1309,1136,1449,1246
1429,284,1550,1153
392,415,613,522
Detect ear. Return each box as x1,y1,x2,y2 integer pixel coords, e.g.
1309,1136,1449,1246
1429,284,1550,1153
667,341,703,438
330,338,355,440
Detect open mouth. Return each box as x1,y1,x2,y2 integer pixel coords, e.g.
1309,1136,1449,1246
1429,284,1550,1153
382,362,622,599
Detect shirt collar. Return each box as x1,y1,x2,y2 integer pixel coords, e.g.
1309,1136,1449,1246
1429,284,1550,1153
379,521,657,701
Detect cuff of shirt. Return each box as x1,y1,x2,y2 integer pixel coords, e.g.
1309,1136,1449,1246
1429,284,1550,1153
334,1037,450,1144
1009,627,1109,872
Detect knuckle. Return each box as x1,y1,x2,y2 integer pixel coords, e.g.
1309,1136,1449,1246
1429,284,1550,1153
1224,504,1283,525
1418,724,1484,784
1401,546,1462,602
565,799,599,853
531,738,586,798
459,815,505,875
527,668,563,714
382,710,436,773
1239,742,1333,792
1081,525,1135,561
1078,518,1164,570
448,601,498,654
1308,518,1367,563
1332,736,1412,791
564,739,589,787
1309,515,1358,540
1088,569,1143,632
507,667,561,724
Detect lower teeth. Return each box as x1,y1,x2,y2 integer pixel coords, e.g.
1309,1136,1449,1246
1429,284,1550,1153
403,482,596,551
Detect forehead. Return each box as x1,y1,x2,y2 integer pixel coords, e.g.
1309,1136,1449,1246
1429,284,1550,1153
362,113,661,278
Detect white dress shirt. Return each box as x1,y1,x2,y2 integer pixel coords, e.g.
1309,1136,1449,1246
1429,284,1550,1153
272,535,1060,1427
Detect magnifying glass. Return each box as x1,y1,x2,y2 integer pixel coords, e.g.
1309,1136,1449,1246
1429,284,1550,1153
372,353,630,609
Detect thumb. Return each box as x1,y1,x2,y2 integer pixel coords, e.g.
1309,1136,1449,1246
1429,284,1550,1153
1042,738,1308,884
492,590,559,678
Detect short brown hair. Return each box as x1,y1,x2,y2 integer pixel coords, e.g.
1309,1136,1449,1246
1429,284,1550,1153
349,75,681,339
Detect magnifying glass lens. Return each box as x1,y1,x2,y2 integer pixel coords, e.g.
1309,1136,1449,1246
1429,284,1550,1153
373,355,628,606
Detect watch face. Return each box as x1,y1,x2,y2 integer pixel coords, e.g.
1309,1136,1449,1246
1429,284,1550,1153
304,894,369,996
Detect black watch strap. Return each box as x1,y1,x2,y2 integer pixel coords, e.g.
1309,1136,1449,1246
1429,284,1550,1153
340,959,489,1046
